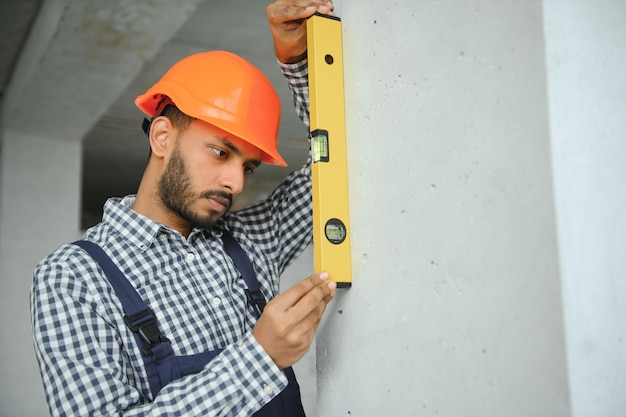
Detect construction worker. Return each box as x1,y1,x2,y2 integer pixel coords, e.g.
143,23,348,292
30,1,336,415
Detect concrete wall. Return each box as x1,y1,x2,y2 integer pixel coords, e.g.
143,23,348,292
315,0,622,416
0,131,82,417
544,0,626,416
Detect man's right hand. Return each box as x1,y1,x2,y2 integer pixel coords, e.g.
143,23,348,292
266,0,335,63
252,271,337,369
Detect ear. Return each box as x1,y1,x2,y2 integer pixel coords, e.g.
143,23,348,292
149,116,175,158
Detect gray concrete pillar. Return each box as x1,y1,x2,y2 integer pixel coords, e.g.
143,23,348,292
0,130,82,416
544,0,626,416
316,1,570,415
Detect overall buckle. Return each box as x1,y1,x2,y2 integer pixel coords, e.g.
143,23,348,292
245,289,266,317
124,308,170,355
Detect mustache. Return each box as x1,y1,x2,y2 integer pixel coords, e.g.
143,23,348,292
200,190,232,206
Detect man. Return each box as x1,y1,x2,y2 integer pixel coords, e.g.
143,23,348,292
30,0,336,415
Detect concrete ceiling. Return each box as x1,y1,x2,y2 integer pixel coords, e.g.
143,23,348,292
1,0,308,228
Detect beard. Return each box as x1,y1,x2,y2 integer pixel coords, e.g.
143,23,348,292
157,144,232,229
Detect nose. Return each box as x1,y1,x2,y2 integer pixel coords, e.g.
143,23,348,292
219,162,246,196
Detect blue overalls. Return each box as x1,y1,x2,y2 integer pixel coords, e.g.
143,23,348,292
74,230,306,416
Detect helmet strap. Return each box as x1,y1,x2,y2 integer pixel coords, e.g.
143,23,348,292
141,96,174,137
141,117,152,137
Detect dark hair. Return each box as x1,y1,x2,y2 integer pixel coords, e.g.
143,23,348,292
161,103,195,132
144,103,196,159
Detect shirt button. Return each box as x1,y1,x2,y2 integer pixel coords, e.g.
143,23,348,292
186,253,195,261
212,297,222,306
263,384,274,395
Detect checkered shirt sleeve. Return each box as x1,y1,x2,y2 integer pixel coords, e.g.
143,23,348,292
280,58,310,128
30,59,311,417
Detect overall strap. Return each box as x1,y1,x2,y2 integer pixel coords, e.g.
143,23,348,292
220,231,306,417
73,240,170,353
221,229,266,317
73,240,174,396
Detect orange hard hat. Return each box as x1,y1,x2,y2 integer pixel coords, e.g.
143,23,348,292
135,51,286,166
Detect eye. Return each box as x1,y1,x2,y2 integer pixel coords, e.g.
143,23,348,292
243,164,256,175
211,147,227,158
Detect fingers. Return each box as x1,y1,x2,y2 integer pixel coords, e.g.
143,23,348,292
266,272,335,331
252,271,336,368
284,273,336,334
266,0,336,63
278,271,335,307
266,5,314,25
292,292,330,338
267,1,334,24
293,273,336,313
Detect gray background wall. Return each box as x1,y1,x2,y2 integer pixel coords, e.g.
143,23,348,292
318,0,569,415
316,0,625,416
545,0,626,414
1,0,625,416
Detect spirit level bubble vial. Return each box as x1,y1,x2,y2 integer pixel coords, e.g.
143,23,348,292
307,13,352,287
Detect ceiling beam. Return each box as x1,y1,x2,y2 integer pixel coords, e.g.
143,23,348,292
2,0,204,139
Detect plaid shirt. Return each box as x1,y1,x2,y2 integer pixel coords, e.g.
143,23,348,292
31,60,310,417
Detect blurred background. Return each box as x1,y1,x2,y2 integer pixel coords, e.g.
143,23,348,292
1,0,311,228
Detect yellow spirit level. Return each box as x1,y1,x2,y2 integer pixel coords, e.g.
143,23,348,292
307,13,352,288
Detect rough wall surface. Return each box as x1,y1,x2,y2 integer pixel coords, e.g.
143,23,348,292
316,1,570,416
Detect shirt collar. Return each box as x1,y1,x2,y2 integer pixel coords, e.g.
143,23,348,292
102,195,165,251
102,195,229,250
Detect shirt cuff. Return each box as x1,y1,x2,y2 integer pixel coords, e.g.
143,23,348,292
278,58,308,78
227,332,289,408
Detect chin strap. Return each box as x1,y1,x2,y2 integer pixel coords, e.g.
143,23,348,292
141,96,174,136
